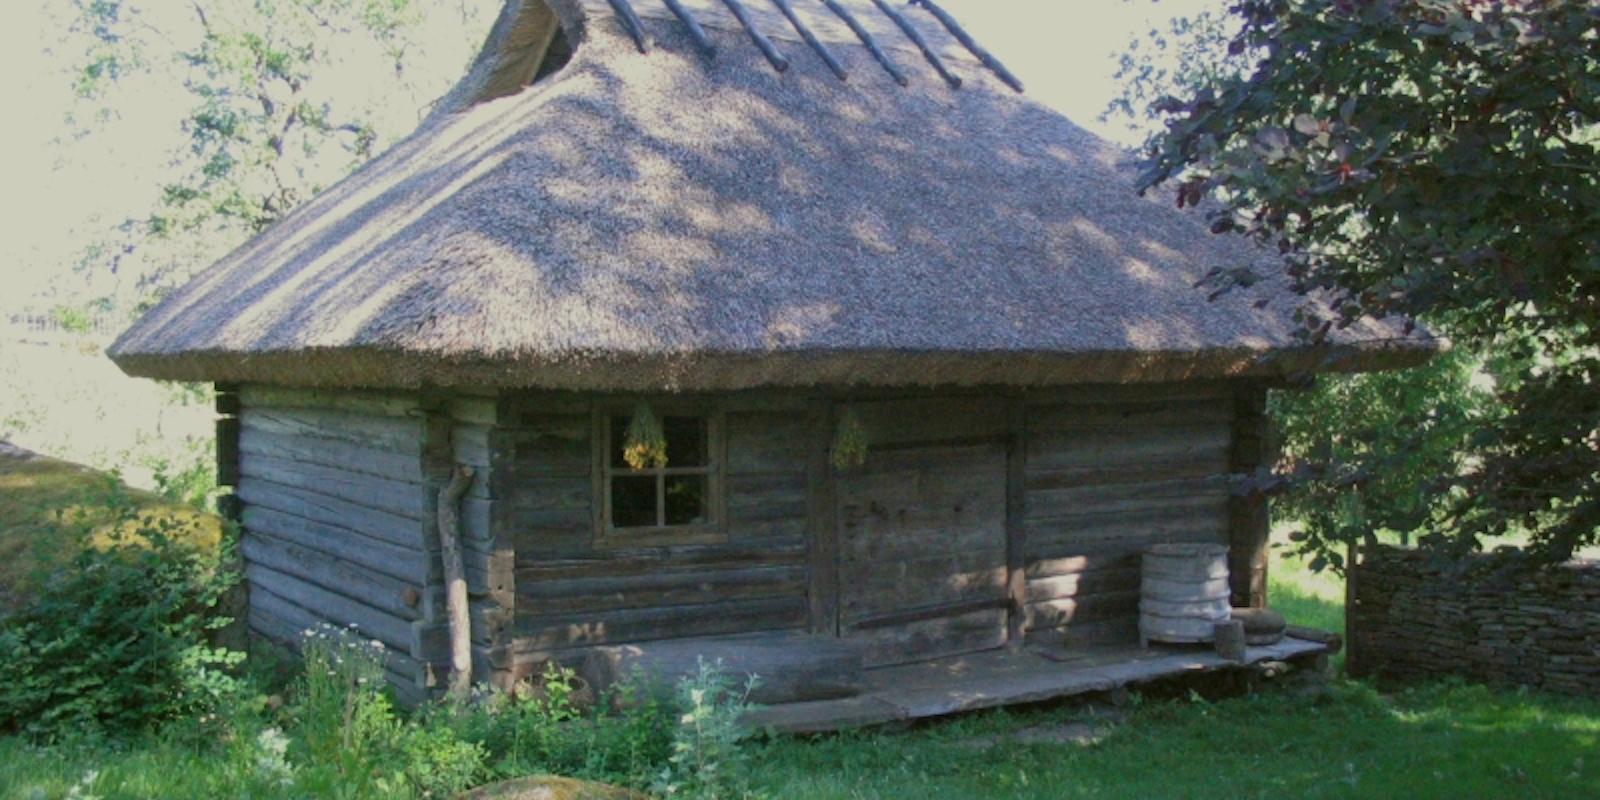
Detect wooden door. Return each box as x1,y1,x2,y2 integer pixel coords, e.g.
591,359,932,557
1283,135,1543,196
835,398,1011,667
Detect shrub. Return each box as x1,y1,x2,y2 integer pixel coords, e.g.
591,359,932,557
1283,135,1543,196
0,491,243,738
288,624,487,798
653,658,762,800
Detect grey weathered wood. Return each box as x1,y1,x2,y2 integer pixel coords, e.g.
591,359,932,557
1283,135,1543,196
240,452,427,519
1026,475,1230,522
241,532,427,621
240,385,421,418
216,416,241,488
239,426,424,483
246,562,418,652
517,540,808,576
847,606,1006,668
437,465,476,697
520,564,805,616
243,406,424,454
448,396,499,427
868,0,961,88
1025,590,1143,631
834,398,1008,665
512,595,807,651
1025,382,1234,408
1005,397,1026,644
1229,384,1270,608
582,632,863,705
241,505,429,583
238,477,425,550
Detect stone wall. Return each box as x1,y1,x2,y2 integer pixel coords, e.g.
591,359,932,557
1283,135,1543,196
1349,546,1600,697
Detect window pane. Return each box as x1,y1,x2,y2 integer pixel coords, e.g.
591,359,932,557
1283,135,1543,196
611,476,656,528
664,474,708,526
663,416,708,467
610,416,631,469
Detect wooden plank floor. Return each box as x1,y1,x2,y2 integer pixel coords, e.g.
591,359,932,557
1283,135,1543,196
745,635,1329,734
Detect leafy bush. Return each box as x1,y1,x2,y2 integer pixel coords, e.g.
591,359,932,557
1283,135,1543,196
437,661,676,788
0,492,243,738
288,624,487,798
653,659,762,800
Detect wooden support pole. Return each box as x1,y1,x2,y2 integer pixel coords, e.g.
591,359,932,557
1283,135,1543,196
1228,385,1271,609
719,0,790,72
660,0,717,56
770,0,848,81
909,0,1025,93
1005,396,1027,645
820,0,908,86
869,0,961,88
605,0,653,53
437,465,476,699
807,398,840,635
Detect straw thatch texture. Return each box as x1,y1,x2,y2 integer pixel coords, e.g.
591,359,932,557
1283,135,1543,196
108,0,1436,391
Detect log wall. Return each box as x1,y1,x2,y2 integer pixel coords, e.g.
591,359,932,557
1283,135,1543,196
1020,383,1238,645
235,386,449,704
499,393,811,680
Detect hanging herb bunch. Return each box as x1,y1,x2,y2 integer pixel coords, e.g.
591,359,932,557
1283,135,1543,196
830,407,869,471
623,401,668,470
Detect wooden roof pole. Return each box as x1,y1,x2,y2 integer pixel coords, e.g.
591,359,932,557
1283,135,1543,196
606,0,653,52
819,0,908,86
770,0,848,81
909,0,1025,93
660,0,718,56
719,0,791,72
869,0,960,88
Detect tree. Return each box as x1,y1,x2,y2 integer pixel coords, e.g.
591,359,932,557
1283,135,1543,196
1127,1,1599,564
62,0,492,309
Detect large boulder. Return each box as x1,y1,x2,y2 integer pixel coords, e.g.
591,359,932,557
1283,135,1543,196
456,776,647,800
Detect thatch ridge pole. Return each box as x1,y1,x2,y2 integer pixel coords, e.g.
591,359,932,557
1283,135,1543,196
819,0,908,87
437,465,477,699
769,0,848,81
661,0,718,56
719,0,791,72
909,0,1024,93
868,0,960,89
606,0,653,52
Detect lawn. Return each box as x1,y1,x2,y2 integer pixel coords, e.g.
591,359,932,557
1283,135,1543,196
4,544,1598,799
0,445,222,612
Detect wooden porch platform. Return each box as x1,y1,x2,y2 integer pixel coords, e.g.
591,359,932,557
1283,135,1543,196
745,635,1331,734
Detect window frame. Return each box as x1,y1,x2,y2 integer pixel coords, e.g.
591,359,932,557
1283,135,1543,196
592,401,727,548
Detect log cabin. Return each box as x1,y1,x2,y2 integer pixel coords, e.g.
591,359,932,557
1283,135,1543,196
109,0,1435,721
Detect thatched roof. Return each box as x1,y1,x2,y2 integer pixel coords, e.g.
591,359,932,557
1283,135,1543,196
109,0,1436,391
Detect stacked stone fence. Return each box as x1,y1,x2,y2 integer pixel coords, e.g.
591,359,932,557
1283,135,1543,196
1349,545,1600,698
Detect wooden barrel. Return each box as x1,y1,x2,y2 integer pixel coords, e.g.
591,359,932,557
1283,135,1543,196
1140,543,1231,645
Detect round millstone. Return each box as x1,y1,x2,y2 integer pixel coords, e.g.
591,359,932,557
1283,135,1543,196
1232,607,1287,645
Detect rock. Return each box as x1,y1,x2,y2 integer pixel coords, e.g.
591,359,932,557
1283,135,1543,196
456,776,647,800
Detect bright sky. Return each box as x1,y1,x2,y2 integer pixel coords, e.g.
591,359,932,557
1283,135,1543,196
0,0,1211,312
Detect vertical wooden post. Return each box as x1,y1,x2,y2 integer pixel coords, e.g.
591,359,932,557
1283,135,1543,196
1005,395,1028,646
214,383,242,520
807,396,840,636
1344,538,1362,677
1228,385,1271,609
437,466,476,699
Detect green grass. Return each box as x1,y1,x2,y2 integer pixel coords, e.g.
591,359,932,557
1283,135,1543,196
736,548,1600,799
0,448,222,612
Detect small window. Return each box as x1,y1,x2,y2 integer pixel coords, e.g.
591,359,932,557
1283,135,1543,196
599,409,722,544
